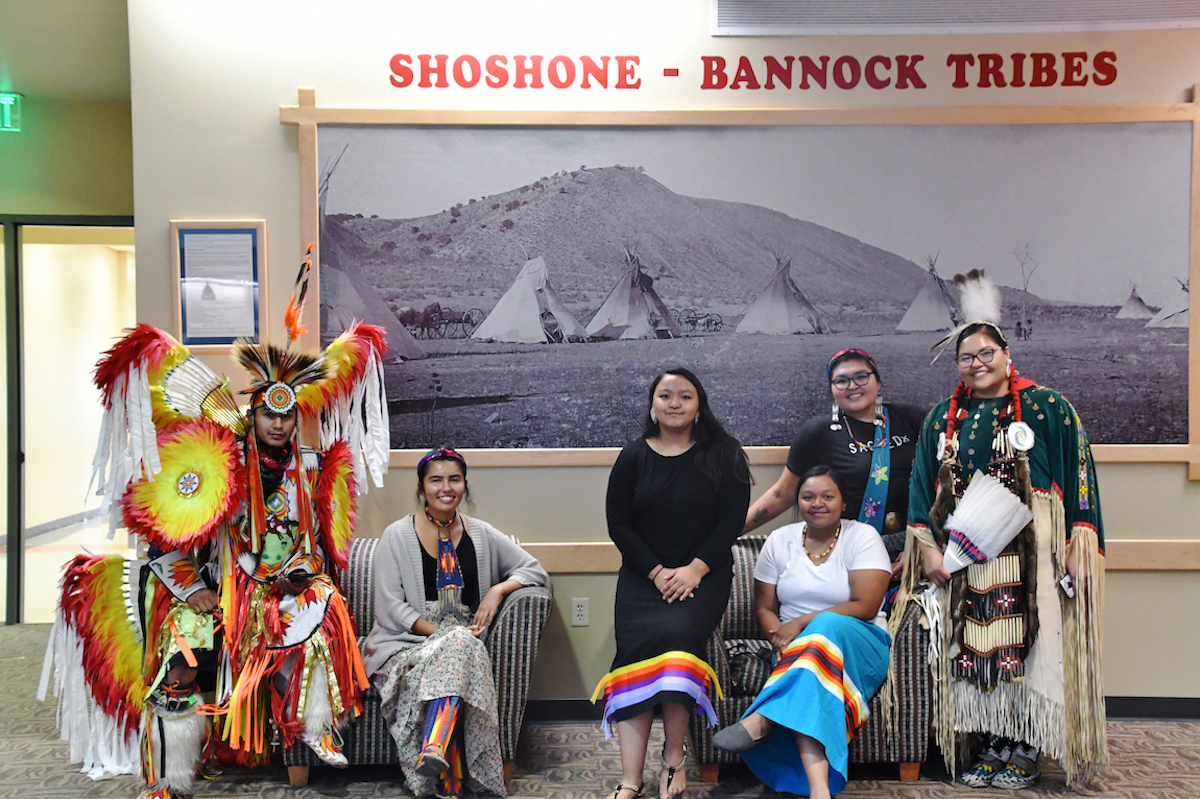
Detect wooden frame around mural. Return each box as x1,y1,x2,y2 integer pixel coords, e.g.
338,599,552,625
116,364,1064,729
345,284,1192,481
169,218,268,354
281,88,1200,476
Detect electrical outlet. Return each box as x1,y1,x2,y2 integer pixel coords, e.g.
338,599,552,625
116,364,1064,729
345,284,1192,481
571,597,589,627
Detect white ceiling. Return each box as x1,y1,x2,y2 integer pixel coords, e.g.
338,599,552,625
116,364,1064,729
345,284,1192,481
0,0,130,100
713,0,1200,35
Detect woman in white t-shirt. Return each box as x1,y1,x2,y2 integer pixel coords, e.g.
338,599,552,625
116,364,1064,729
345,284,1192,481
712,466,892,799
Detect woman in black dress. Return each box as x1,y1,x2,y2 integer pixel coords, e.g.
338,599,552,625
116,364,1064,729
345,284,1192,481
593,368,751,799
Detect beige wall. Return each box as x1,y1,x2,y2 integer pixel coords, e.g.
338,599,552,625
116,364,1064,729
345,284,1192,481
125,1,1200,699
0,97,133,217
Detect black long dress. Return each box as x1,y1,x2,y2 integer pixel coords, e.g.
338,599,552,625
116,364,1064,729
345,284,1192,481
592,439,750,728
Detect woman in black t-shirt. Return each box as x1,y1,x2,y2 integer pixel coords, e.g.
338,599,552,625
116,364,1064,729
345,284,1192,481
743,349,925,563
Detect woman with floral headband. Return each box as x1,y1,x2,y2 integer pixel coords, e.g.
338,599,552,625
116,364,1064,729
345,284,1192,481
363,447,549,799
745,349,926,568
898,271,1106,790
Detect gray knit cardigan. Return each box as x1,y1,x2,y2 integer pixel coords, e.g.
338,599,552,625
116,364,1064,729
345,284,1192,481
361,513,550,676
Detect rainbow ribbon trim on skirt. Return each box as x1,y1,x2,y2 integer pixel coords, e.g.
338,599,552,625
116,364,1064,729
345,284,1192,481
590,651,722,737
766,630,869,738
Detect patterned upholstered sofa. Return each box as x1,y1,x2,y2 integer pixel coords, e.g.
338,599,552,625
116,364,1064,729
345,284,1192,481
284,536,554,787
688,534,931,783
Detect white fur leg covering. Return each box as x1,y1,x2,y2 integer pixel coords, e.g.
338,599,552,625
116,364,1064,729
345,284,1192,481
304,663,333,736
144,708,206,793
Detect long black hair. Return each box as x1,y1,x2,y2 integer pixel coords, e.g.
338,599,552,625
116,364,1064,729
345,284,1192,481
641,367,751,489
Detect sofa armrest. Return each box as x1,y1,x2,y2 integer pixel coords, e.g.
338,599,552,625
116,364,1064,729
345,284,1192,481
704,628,732,697
886,599,933,764
485,585,554,763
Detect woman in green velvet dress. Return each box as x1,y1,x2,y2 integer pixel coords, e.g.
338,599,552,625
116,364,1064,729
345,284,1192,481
900,320,1107,790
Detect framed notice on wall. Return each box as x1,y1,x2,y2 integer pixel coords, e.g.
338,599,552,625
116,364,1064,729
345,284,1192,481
170,219,267,349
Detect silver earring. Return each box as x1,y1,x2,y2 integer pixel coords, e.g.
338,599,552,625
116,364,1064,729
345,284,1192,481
694,410,701,424
875,392,884,425
830,400,842,431
1006,360,1012,377
650,408,658,424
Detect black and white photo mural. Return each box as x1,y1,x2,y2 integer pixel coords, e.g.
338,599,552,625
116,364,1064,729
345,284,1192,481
317,121,1190,448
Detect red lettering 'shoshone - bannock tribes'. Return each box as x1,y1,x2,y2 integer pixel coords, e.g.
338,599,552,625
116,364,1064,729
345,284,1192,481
38,251,391,799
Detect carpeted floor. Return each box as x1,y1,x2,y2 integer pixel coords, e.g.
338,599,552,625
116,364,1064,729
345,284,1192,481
4,624,1198,798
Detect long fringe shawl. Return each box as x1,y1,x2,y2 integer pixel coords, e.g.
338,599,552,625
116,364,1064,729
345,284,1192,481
1060,524,1108,784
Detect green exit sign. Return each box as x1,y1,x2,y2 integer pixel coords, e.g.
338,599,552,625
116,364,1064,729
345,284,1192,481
0,93,21,132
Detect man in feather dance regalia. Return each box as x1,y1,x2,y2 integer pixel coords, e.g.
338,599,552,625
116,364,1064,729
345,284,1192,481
40,260,391,799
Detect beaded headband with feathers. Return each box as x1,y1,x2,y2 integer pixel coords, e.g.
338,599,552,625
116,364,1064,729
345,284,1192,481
235,342,326,414
234,244,323,415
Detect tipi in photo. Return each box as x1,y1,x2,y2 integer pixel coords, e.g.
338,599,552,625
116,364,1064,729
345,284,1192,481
1145,278,1189,328
1115,283,1156,320
471,256,589,343
585,244,683,340
735,251,831,335
896,255,960,332
319,146,426,360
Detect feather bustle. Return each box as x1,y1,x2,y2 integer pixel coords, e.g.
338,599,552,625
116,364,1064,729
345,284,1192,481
121,420,245,553
93,325,178,407
57,555,146,736
316,439,357,572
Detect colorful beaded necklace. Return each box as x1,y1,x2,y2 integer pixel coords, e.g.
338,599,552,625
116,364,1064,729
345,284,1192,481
804,522,842,562
424,507,457,531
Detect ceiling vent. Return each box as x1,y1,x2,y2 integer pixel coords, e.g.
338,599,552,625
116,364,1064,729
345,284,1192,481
712,0,1200,36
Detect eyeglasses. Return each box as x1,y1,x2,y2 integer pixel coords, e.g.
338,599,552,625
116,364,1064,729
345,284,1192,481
957,348,998,368
831,371,873,390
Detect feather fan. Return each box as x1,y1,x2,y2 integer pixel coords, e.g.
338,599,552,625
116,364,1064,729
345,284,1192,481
942,471,1034,572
